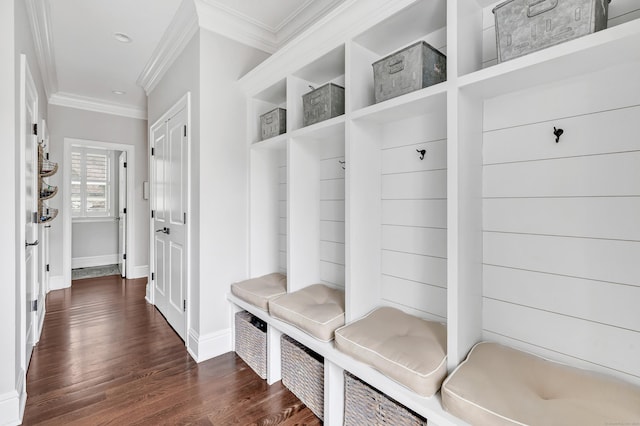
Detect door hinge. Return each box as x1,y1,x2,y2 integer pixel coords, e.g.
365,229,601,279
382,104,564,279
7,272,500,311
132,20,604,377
45,152,49,160
32,123,37,135
123,162,127,168
183,212,186,224
183,300,186,312
123,253,127,260
151,272,155,281
151,210,155,218
33,212,39,223
123,207,127,214
46,264,50,272
31,300,38,312
183,125,187,137
151,147,155,156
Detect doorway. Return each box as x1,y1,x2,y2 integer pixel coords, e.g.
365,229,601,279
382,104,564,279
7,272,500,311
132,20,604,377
62,139,135,287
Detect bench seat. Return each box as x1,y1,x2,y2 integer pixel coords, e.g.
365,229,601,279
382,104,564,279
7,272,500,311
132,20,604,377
230,273,287,311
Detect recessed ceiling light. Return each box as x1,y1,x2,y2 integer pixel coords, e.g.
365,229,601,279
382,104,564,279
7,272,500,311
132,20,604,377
112,90,126,95
114,32,132,43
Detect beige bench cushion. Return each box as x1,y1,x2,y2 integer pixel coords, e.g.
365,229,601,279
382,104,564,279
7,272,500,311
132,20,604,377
268,284,344,342
442,342,640,426
335,306,447,397
230,273,287,311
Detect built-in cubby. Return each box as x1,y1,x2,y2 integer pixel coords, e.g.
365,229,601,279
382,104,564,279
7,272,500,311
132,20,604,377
236,1,640,423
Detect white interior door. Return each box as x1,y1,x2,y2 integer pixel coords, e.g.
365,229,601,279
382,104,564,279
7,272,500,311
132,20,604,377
151,106,188,340
118,152,127,277
22,55,39,366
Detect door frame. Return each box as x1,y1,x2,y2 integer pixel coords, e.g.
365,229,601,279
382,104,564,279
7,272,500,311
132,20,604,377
62,138,135,287
118,151,127,277
148,92,191,345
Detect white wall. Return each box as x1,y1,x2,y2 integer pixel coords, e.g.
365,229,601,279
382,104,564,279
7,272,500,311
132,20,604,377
47,105,149,280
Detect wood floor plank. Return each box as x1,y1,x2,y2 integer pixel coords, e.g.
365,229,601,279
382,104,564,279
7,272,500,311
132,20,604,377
23,275,322,425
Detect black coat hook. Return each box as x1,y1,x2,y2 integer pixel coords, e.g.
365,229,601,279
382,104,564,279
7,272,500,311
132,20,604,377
416,149,426,160
338,160,345,170
553,127,564,143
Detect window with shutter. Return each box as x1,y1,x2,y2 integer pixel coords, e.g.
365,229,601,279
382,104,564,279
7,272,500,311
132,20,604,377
71,147,114,218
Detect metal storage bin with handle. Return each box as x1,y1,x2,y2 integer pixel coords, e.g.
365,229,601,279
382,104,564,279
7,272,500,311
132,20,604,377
260,107,286,140
302,83,345,127
372,40,446,104
493,0,610,63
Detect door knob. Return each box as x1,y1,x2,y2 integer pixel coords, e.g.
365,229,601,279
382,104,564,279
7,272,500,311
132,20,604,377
155,227,170,235
25,240,39,247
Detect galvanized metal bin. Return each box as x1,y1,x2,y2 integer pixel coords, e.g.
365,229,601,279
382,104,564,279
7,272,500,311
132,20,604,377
372,40,446,104
302,83,345,127
344,372,428,425
260,107,286,140
235,311,267,379
493,0,610,62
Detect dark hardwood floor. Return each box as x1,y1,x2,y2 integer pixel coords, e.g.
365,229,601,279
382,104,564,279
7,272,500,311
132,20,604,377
23,275,321,425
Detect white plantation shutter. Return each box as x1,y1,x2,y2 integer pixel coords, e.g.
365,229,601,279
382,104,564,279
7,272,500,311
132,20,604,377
71,148,113,217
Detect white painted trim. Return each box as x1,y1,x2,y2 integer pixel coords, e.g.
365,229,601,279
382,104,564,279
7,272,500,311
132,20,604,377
71,254,119,269
137,0,199,95
0,369,26,426
48,275,69,291
63,139,136,288
130,265,149,279
24,0,58,99
49,92,146,120
187,328,232,363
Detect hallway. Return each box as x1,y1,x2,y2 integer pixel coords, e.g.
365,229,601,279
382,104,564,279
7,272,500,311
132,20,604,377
22,276,320,425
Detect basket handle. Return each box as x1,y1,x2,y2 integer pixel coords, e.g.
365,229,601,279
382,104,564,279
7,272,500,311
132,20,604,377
527,0,558,17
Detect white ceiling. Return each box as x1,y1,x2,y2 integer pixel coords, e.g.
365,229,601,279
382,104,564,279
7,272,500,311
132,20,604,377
30,0,344,118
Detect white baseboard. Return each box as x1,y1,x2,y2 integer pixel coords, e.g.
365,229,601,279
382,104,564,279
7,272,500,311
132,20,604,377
0,372,25,426
129,265,149,279
71,254,119,269
36,304,46,343
187,328,232,363
49,275,70,291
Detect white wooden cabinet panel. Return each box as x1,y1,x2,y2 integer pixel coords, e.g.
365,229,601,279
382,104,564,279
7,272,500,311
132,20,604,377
610,9,640,27
484,62,640,131
382,225,447,258
381,275,447,319
483,298,640,379
320,220,345,244
484,232,640,286
382,250,447,289
321,261,345,288
320,200,345,222
381,110,447,150
320,179,345,201
382,139,447,174
320,241,346,265
381,170,447,200
484,152,640,198
382,200,447,228
484,265,640,332
484,105,640,165
483,197,640,241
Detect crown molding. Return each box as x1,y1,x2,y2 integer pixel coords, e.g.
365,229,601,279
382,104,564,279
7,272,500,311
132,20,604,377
24,0,58,99
137,0,200,95
49,92,147,120
276,0,346,47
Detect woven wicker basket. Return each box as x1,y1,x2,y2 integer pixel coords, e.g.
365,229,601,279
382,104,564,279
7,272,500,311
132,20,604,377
235,311,267,379
344,372,428,425
281,335,324,420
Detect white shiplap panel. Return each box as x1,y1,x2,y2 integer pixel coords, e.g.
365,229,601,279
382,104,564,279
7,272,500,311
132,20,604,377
382,250,447,288
484,152,640,198
483,298,640,379
320,156,346,181
320,220,345,244
381,275,447,319
320,261,345,288
278,200,287,218
320,178,345,201
382,226,447,258
320,201,345,222
279,251,286,272
279,182,287,201
320,241,345,265
483,105,640,165
484,232,640,287
278,165,287,184
279,235,287,252
279,218,286,235
319,139,345,161
381,139,447,175
484,61,640,131
381,170,447,200
484,265,640,332
380,109,447,150
382,200,447,228
483,197,640,241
